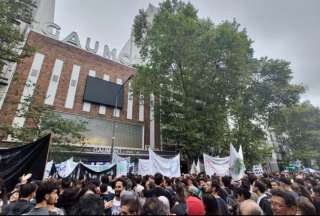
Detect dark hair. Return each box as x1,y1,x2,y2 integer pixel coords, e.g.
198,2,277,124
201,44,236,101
175,182,186,203
135,175,142,185
19,183,37,198
280,177,292,186
313,185,320,194
35,182,59,203
142,197,167,215
61,178,72,189
202,193,219,215
77,194,104,215
164,176,172,186
56,188,80,215
297,196,316,215
154,173,163,186
248,174,257,185
235,186,251,200
100,183,108,194
211,179,227,201
87,179,100,187
271,189,296,208
254,181,266,193
101,175,109,185
114,178,127,188
222,176,232,188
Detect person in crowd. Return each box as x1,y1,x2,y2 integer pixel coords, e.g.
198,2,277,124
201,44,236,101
239,199,264,215
204,179,228,215
142,197,168,215
270,179,281,190
8,187,20,204
100,183,114,216
312,185,320,215
279,177,299,199
164,176,176,203
5,183,36,215
143,173,173,207
56,187,79,215
296,196,316,215
171,182,187,216
202,193,219,215
158,196,170,214
271,189,297,215
111,178,126,215
186,195,205,215
77,194,104,215
253,181,273,215
120,191,141,215
133,175,144,197
235,185,251,204
25,182,59,215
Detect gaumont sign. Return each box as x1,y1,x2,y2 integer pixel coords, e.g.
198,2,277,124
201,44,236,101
41,22,130,64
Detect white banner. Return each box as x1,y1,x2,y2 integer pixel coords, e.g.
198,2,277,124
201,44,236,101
138,159,153,176
203,153,230,176
112,153,130,176
81,162,113,173
190,161,196,175
55,158,78,178
116,160,128,177
149,149,181,177
196,158,201,174
112,153,130,164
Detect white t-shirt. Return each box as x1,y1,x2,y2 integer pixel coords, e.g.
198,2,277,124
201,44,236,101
111,198,121,215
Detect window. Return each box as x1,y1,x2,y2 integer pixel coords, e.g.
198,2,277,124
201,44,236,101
30,69,38,77
52,75,59,82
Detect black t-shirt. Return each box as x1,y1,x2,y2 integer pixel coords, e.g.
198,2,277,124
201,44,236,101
144,186,174,207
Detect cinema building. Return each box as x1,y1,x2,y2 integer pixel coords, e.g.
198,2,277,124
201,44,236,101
0,28,177,160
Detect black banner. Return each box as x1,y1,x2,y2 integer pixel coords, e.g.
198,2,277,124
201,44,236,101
0,134,51,191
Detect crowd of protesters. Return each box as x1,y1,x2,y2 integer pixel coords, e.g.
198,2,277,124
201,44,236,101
1,170,320,215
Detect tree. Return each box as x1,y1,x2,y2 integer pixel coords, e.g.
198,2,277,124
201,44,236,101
0,0,35,71
271,101,320,166
0,81,88,160
132,0,305,167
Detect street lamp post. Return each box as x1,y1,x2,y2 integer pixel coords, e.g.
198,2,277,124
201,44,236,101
110,75,133,161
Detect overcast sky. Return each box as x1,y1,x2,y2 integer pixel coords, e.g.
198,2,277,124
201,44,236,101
55,0,320,107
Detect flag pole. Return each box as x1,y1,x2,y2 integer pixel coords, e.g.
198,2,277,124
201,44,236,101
42,133,52,180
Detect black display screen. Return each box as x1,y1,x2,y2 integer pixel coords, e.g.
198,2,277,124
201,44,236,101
83,76,124,109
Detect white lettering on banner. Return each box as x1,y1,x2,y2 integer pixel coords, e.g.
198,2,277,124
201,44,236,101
203,153,230,176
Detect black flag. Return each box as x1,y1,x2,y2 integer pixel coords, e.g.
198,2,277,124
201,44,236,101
0,134,51,191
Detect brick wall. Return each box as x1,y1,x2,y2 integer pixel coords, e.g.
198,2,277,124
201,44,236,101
0,31,160,149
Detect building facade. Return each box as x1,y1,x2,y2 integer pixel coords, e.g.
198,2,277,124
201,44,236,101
0,31,165,159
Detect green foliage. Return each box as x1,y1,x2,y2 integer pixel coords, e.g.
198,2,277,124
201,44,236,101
272,101,320,166
0,0,35,69
132,0,306,166
0,83,88,157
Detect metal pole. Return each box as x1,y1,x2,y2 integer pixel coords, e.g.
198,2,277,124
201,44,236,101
111,94,117,161
110,75,133,161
